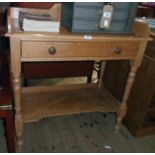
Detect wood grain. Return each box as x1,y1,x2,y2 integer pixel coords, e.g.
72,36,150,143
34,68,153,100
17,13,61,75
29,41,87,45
7,5,150,151
22,84,119,123
21,41,139,59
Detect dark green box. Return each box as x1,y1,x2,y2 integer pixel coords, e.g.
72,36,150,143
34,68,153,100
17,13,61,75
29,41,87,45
60,2,138,34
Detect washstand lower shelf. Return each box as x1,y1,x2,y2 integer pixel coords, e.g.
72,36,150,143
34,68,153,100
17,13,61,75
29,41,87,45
21,83,120,123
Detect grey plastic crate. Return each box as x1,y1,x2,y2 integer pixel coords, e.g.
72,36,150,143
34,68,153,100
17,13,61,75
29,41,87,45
60,2,138,34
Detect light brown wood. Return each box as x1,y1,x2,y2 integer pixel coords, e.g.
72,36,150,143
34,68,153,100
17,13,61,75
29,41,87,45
115,61,138,130
115,40,148,130
133,21,151,38
20,57,138,62
22,84,118,123
10,37,23,151
22,83,97,94
21,41,139,59
6,6,150,152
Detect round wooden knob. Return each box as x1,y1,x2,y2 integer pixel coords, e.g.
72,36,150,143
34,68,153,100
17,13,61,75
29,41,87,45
114,47,122,55
48,47,56,55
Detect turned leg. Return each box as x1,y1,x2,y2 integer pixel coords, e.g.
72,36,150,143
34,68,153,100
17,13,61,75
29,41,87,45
115,61,138,130
10,38,22,152
12,74,23,152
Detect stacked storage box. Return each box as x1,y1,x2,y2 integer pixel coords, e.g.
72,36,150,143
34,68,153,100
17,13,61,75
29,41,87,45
61,2,138,34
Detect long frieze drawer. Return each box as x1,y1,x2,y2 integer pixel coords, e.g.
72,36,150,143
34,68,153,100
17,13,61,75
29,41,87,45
21,41,139,58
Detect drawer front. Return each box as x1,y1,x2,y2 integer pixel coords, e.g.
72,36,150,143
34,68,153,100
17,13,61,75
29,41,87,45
21,41,139,59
